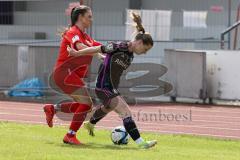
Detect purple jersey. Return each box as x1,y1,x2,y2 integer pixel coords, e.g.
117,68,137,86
96,41,134,91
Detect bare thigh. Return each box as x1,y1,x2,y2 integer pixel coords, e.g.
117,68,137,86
69,87,93,108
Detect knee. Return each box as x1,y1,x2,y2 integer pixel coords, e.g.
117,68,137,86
88,101,93,108
71,95,93,107
119,110,132,120
101,105,114,113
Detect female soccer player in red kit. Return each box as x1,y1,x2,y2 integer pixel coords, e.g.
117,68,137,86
43,5,102,145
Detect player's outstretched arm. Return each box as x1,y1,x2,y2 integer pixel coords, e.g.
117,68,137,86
67,45,102,57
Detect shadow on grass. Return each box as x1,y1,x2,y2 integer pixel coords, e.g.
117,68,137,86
55,142,139,151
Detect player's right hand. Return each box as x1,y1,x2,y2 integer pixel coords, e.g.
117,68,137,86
97,53,106,60
67,45,78,57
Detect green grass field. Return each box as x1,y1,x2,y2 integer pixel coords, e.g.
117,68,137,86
0,122,239,160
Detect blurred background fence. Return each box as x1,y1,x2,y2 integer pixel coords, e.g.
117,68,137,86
0,0,240,104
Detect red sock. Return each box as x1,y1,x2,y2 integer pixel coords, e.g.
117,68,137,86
69,104,91,132
59,102,81,113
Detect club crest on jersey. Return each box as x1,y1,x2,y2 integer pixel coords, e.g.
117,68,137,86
72,35,80,43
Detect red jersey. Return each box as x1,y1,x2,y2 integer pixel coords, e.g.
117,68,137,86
55,25,101,69
52,26,101,94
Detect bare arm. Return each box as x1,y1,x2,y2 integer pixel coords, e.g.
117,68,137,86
68,41,115,58
75,42,88,50
67,45,102,57
73,42,105,59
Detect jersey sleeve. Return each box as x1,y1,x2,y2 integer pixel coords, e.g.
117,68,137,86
64,31,83,50
93,40,102,46
101,41,129,54
84,33,102,46
101,42,120,54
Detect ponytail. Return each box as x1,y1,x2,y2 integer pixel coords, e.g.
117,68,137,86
130,12,154,46
131,12,145,34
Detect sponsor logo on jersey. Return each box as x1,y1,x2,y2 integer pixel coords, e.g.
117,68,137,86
72,35,80,43
115,59,128,69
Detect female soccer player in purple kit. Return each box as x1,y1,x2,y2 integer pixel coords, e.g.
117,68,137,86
67,12,157,149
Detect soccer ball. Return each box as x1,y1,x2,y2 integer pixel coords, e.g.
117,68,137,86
111,126,130,145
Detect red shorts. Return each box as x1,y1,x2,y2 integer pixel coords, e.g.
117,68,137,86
51,56,92,95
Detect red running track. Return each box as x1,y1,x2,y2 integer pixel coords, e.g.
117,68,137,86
0,101,239,140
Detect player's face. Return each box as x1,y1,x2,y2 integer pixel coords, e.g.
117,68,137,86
133,40,152,55
79,10,93,28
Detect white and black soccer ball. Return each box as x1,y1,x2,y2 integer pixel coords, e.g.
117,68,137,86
111,126,130,145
